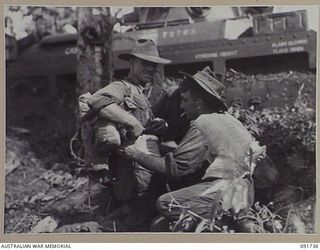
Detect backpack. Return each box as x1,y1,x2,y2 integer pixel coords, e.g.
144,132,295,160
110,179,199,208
77,92,121,164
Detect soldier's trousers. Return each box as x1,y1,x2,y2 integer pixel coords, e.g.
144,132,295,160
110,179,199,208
98,195,158,232
156,181,220,222
99,157,165,232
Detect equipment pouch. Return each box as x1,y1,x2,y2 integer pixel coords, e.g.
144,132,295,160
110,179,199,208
94,119,121,155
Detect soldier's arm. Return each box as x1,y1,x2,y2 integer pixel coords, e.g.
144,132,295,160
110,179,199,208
88,82,144,135
121,123,208,176
99,103,144,136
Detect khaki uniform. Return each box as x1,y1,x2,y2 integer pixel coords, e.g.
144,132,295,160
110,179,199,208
88,80,165,231
157,113,258,225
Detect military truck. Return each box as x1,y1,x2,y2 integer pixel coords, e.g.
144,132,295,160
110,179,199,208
5,7,316,133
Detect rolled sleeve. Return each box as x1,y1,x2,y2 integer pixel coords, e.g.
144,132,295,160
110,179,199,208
87,81,127,111
164,122,209,177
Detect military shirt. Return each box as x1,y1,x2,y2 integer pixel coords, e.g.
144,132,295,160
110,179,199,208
164,112,254,180
87,79,152,127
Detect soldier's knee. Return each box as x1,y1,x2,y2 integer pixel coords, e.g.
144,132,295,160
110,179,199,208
156,193,172,214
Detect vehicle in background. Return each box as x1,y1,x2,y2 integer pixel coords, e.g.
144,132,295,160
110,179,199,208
5,7,316,134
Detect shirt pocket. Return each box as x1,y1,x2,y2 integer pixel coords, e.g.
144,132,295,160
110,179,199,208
123,95,151,126
123,97,140,110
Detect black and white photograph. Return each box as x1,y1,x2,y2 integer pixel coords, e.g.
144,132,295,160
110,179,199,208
4,5,318,235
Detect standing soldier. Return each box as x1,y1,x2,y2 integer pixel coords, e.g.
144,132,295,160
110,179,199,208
87,39,171,232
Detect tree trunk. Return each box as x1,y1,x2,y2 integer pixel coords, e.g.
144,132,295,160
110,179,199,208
76,7,113,95
76,7,113,166
77,7,98,94
100,7,113,84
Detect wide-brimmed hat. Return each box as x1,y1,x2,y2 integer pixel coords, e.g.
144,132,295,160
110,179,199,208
118,39,171,64
180,66,228,111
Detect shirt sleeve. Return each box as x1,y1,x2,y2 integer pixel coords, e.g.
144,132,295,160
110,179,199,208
87,81,127,111
164,122,209,177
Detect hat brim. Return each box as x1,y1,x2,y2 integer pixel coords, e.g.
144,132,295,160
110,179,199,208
180,71,228,111
119,53,171,64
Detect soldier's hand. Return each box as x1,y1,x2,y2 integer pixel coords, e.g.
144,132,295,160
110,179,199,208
118,144,138,160
144,118,168,137
129,121,145,139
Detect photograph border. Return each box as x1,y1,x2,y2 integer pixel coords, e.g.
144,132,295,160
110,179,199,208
1,0,319,243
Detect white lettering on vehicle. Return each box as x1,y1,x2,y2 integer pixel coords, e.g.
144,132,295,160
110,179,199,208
271,39,307,54
65,47,78,55
162,28,196,39
195,50,238,59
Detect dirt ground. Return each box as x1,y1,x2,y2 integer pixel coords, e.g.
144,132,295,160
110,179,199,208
4,126,316,234
4,127,103,233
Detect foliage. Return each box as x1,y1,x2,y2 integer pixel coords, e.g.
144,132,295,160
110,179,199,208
224,70,316,110
170,196,315,233
6,6,77,36
229,103,316,197
237,202,284,233
235,198,314,234
168,197,238,233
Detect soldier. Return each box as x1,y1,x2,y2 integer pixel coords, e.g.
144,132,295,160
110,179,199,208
87,39,171,232
152,81,278,205
120,66,266,231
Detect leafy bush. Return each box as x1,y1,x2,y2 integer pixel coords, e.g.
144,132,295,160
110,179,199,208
229,103,316,198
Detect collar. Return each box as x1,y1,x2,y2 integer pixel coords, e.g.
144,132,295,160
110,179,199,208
125,77,145,92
